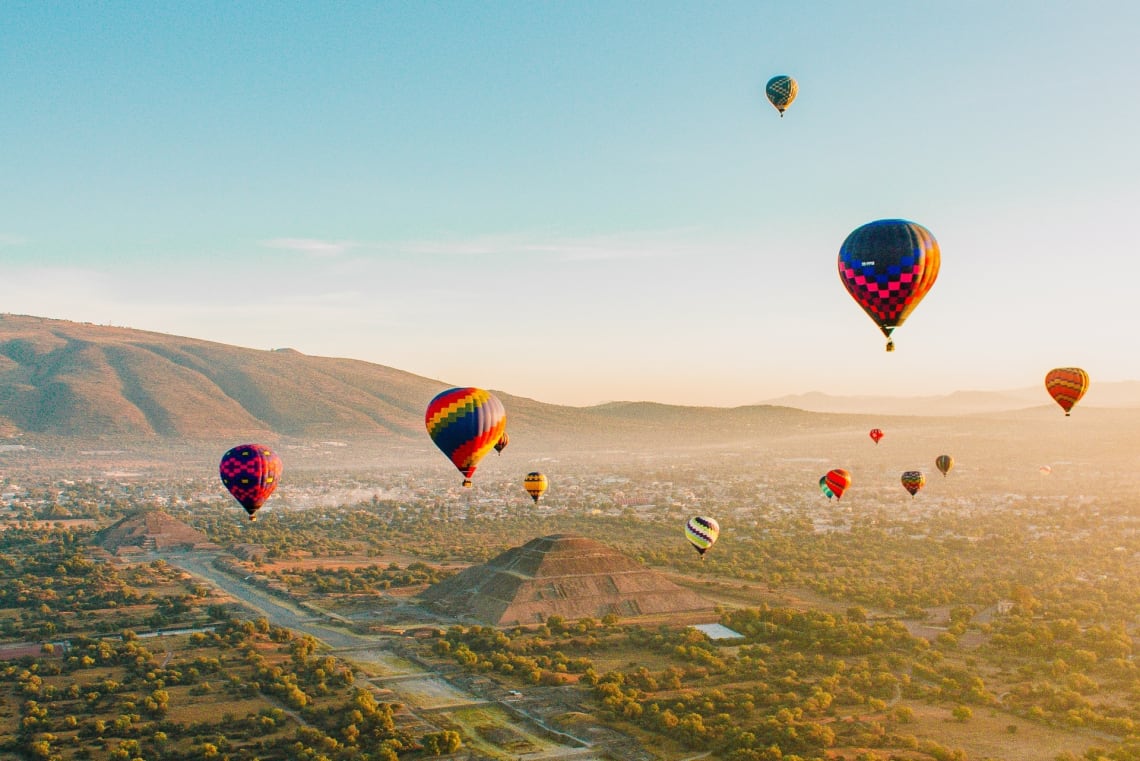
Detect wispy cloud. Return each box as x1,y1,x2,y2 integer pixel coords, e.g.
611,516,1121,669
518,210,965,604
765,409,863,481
396,229,703,262
260,238,357,257
0,235,29,248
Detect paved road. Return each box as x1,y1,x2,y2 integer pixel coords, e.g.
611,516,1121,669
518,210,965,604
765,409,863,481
159,552,603,761
160,552,373,649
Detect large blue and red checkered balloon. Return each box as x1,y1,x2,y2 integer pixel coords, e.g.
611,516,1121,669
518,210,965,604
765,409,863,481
220,443,282,521
425,388,507,487
838,219,940,352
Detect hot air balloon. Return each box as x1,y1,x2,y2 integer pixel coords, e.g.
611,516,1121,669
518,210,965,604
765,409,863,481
685,516,720,557
819,475,835,500
825,469,852,500
1045,367,1089,416
901,470,926,497
1039,465,1053,476
935,454,954,477
869,428,884,445
523,472,548,503
838,219,940,351
494,432,509,455
425,387,507,487
220,444,282,521
765,75,798,116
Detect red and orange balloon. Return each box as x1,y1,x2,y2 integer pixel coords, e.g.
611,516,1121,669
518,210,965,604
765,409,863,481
1045,367,1089,416
825,469,852,500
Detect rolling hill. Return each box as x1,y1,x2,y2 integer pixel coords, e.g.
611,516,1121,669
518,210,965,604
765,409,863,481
0,314,836,443
0,314,1133,449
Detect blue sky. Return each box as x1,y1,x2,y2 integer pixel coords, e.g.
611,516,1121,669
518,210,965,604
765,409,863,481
2,2,1138,405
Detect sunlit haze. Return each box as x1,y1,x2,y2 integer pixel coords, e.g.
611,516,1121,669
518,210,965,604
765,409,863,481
2,2,1138,406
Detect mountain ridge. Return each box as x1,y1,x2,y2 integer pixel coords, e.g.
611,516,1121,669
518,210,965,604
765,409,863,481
0,314,1132,443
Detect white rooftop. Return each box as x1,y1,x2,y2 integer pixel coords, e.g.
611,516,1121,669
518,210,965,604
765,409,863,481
690,623,744,640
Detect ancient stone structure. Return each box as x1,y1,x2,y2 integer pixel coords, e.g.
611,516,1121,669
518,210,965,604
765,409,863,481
420,534,712,626
94,511,219,555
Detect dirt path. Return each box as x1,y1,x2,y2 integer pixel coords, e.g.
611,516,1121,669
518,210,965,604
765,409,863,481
159,551,593,761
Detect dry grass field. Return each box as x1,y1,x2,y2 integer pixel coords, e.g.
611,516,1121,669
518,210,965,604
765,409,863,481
902,701,1096,761
444,705,565,760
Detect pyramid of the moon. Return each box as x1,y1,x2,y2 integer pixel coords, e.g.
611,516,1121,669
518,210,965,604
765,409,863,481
419,534,713,626
94,511,220,555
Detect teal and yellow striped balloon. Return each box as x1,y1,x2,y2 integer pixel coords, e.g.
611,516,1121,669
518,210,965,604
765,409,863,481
765,75,798,116
935,454,954,477
685,516,720,557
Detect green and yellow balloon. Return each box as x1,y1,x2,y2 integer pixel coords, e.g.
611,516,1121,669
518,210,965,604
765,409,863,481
685,516,720,558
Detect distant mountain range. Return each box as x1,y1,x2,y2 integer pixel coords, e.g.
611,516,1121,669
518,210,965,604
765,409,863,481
761,382,1140,416
0,314,1133,442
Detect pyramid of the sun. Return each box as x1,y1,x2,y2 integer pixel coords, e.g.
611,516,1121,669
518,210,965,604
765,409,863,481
94,511,220,555
420,534,713,626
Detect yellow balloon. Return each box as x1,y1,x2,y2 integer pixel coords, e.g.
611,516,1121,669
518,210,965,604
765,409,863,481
523,472,548,503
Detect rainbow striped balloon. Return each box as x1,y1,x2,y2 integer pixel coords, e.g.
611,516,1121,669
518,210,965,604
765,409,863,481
425,387,507,487
901,470,926,497
1045,367,1089,416
685,516,720,557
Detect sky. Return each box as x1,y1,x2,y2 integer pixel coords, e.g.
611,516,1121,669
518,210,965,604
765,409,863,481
2,2,1139,407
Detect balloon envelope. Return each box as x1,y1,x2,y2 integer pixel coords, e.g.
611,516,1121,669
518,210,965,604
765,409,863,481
1045,367,1089,416
838,219,940,351
685,516,720,556
901,470,926,497
524,471,548,503
825,469,852,500
765,75,798,115
220,444,282,520
819,475,835,500
425,387,507,486
869,428,884,445
494,432,509,455
935,454,954,476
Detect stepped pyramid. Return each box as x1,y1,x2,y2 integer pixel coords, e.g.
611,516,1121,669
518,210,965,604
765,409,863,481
420,534,713,626
94,510,219,555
